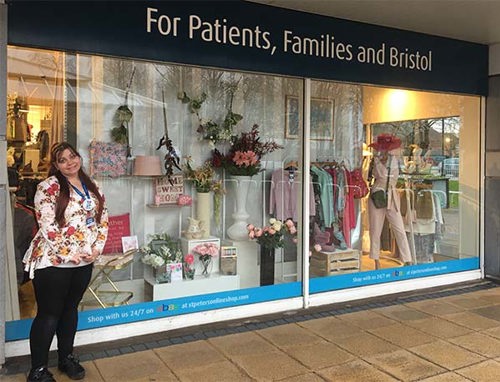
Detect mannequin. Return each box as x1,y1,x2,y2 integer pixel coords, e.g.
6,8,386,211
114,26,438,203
368,134,412,269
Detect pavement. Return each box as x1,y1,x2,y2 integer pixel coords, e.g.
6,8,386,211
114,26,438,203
2,279,500,381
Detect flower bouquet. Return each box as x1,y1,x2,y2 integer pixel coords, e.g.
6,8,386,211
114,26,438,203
140,233,182,283
211,124,283,176
247,218,297,249
191,242,219,277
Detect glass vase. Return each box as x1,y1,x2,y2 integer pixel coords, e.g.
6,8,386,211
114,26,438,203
199,256,213,277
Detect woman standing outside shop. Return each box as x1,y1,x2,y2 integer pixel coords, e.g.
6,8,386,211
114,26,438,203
23,142,109,382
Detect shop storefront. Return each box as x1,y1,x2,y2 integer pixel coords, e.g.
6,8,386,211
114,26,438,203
2,1,486,357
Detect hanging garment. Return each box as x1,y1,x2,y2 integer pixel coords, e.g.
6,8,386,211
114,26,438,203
269,168,316,222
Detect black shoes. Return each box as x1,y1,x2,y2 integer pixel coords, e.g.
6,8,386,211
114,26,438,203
58,354,85,380
27,367,56,382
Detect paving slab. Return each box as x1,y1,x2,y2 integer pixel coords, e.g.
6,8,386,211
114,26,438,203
93,350,177,381
409,339,486,370
230,350,308,381
368,323,437,347
405,317,473,338
441,296,493,309
173,360,252,381
417,372,473,381
278,373,326,381
365,349,445,381
281,340,356,369
455,359,500,381
256,323,323,348
297,316,361,341
207,331,277,357
442,311,500,330
333,332,400,357
471,304,500,322
482,325,500,340
373,304,432,321
448,332,500,358
336,310,398,330
404,300,466,316
317,359,398,382
154,340,226,371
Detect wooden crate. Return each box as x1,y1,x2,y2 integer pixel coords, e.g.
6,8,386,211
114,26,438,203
310,249,361,276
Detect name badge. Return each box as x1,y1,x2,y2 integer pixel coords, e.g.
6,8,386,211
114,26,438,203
86,217,96,227
83,198,96,211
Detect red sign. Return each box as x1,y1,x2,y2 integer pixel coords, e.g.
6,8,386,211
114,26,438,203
102,213,131,254
154,175,184,205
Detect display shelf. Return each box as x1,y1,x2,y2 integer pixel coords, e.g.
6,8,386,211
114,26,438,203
143,271,240,301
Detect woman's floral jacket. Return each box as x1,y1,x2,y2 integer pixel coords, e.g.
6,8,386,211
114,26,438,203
23,175,109,278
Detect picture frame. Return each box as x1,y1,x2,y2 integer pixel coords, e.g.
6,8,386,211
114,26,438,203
285,95,334,141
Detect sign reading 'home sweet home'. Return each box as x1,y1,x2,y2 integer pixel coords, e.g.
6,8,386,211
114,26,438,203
154,174,184,205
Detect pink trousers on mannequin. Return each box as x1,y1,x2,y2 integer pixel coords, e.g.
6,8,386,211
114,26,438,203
368,198,412,262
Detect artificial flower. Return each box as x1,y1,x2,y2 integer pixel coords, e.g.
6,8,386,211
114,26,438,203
212,124,283,176
247,218,297,249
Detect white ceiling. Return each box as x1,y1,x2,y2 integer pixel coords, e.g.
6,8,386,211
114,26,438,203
249,0,500,45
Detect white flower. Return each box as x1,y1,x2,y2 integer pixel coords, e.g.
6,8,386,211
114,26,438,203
269,218,276,224
272,222,282,231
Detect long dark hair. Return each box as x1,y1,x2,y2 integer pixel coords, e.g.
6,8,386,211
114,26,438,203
48,142,104,227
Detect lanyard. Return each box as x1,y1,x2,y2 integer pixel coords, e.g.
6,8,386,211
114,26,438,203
69,179,96,212
69,180,90,201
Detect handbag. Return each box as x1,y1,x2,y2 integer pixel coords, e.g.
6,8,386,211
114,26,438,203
348,168,369,199
370,156,391,209
370,189,388,208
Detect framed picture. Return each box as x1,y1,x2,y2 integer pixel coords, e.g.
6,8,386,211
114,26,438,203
285,96,334,141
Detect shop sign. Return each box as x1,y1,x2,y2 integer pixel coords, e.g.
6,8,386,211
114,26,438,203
7,0,488,95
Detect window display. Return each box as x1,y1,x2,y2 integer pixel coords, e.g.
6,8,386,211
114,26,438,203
4,45,480,341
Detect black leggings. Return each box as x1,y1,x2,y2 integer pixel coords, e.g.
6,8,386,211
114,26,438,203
30,264,93,369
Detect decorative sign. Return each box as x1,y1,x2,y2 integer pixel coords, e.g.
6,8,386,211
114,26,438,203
154,174,184,205
102,213,131,254
167,262,183,282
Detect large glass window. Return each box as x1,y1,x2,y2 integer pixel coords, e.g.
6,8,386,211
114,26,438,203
308,81,480,292
5,46,304,336
4,46,481,340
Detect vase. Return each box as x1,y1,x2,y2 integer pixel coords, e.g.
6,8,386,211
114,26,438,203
199,256,213,277
196,192,211,238
154,265,171,284
260,246,275,286
227,175,252,241
183,262,195,280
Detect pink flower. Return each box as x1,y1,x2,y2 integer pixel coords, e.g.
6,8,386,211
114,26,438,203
292,238,298,244
285,219,295,228
255,229,263,237
268,228,276,235
184,253,195,265
289,227,297,235
247,224,255,231
249,231,255,239
314,244,322,252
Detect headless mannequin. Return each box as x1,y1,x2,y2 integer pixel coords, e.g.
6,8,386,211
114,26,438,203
369,148,412,269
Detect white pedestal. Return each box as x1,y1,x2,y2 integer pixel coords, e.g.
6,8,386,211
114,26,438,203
144,269,240,300
223,240,260,288
181,236,221,275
